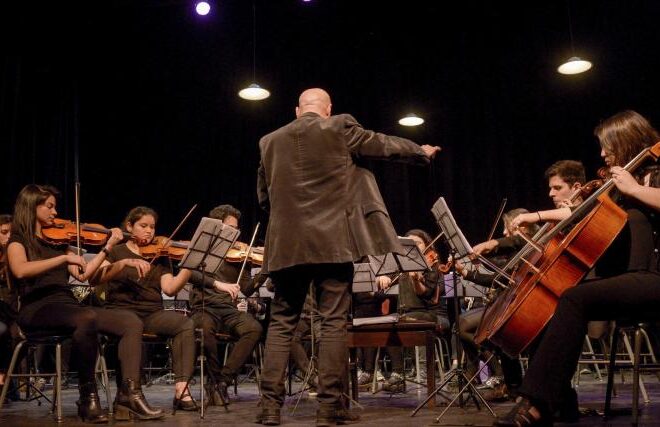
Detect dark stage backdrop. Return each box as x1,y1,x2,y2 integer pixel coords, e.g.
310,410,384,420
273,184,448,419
2,1,660,249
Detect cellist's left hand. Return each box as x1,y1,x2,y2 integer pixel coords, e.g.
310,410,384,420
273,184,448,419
611,166,640,196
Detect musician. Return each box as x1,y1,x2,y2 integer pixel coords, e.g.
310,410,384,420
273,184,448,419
0,214,16,397
473,160,586,257
256,88,440,426
6,185,162,422
188,204,263,405
375,229,448,392
457,209,538,401
495,110,660,427
95,206,195,412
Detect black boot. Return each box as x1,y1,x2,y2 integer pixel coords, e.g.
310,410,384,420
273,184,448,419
316,404,360,427
114,378,164,420
77,382,109,424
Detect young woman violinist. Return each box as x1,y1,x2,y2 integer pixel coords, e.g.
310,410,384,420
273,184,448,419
94,206,196,411
494,110,660,427
6,184,162,423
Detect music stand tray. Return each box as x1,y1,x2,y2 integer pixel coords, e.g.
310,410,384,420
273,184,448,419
368,237,429,277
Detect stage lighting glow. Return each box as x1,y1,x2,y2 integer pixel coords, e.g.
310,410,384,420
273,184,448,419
196,2,211,16
557,56,592,75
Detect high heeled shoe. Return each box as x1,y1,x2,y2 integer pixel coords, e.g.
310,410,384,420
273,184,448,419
77,382,109,424
114,378,164,420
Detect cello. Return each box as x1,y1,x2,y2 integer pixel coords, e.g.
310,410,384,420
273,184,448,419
475,142,660,357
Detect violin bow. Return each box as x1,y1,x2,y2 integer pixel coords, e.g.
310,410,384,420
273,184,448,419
486,197,507,242
146,204,198,267
234,222,261,297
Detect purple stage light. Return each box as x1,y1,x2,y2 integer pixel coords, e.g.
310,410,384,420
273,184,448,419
195,1,211,16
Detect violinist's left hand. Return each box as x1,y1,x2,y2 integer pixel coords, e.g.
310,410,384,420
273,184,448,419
376,275,392,290
611,166,640,196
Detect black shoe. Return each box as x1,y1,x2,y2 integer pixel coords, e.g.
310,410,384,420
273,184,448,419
173,393,197,411
77,382,109,424
493,397,552,427
316,406,360,426
255,407,281,425
554,387,579,423
114,378,164,420
216,380,230,405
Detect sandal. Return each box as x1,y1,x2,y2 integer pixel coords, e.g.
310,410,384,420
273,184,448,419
493,397,552,427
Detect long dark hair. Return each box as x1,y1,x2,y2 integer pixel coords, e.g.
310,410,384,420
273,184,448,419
595,110,659,167
405,229,434,252
11,184,60,260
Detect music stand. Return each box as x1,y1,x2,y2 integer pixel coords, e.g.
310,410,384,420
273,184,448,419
351,263,399,326
411,197,496,421
175,217,240,418
368,237,429,277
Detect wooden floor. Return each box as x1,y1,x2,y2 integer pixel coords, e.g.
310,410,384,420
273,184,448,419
1,371,659,426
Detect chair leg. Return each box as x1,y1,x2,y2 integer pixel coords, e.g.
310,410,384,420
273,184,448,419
98,344,113,414
414,346,421,383
622,330,648,403
604,326,619,417
584,335,603,381
0,340,25,411
632,327,642,426
55,342,63,423
372,348,380,394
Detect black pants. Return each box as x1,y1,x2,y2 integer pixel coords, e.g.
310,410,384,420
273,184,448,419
142,310,195,382
260,263,353,409
192,306,262,382
518,271,660,412
18,298,143,384
459,307,522,388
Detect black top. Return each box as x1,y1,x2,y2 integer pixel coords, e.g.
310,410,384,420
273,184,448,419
596,167,660,277
399,270,447,318
9,231,71,305
189,261,257,310
105,243,171,318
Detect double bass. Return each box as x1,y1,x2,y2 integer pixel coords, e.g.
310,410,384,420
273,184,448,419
475,142,660,357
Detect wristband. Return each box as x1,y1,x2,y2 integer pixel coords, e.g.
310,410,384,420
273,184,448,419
537,212,542,222
102,247,111,256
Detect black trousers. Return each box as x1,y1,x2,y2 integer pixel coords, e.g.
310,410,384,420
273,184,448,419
18,298,144,384
260,263,353,409
518,271,660,412
192,306,262,382
142,310,195,382
459,307,522,388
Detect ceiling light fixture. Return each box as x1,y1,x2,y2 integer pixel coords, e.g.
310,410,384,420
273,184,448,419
557,1,592,75
239,2,270,101
398,113,424,127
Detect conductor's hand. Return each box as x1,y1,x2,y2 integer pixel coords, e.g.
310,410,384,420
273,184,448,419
376,275,392,291
215,281,240,300
421,145,442,159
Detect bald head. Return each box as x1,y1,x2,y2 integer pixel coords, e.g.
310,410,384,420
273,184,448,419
296,88,332,118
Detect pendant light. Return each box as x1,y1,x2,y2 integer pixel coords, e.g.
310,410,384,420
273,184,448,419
239,2,270,100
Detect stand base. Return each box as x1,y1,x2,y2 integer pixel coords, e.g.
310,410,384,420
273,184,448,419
411,354,497,421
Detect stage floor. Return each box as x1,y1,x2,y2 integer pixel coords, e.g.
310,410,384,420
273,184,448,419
1,372,659,426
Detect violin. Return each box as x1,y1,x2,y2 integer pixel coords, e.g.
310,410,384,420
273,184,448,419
137,236,189,260
41,218,131,246
226,241,264,265
424,247,453,273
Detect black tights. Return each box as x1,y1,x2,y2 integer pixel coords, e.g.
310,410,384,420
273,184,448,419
19,300,143,384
